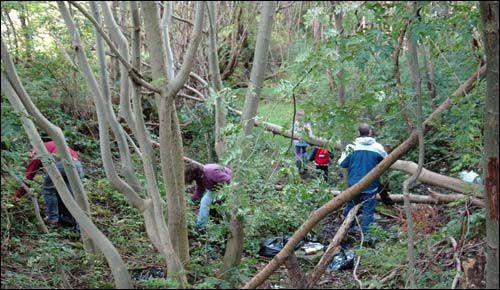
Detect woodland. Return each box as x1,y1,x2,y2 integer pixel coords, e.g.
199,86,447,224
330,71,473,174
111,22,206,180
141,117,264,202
0,1,499,289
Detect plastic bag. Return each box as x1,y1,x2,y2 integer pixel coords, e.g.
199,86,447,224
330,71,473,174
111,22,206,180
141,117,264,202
302,242,325,254
327,247,355,272
258,236,304,258
459,170,482,184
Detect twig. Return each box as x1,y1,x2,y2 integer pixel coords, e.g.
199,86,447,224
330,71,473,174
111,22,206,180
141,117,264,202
379,267,400,284
419,245,445,275
448,237,462,289
353,256,363,288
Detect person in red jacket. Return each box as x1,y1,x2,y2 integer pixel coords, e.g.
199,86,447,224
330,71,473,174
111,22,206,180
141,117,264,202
184,161,232,233
14,141,83,228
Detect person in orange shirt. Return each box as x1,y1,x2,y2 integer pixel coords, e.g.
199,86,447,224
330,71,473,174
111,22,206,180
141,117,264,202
14,141,83,228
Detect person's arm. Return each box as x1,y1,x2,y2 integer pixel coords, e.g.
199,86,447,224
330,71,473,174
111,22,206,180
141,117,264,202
308,147,317,162
339,154,350,168
14,158,43,200
338,147,352,168
191,179,205,202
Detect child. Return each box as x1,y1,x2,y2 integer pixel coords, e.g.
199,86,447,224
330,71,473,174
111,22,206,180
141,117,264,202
292,110,313,172
308,146,331,182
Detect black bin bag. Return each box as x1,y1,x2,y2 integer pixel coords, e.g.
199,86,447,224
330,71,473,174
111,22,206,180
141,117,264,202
327,247,355,271
258,236,304,258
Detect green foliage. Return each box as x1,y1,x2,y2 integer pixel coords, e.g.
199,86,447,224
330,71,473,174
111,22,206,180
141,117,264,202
136,277,180,289
1,1,489,289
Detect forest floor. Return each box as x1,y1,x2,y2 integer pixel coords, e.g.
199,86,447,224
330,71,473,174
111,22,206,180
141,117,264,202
1,157,487,289
246,169,487,289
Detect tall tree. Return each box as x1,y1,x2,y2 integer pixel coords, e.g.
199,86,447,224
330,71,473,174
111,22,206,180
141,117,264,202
402,2,423,287
142,0,204,270
60,1,205,286
240,1,277,134
222,1,277,273
207,1,227,159
480,2,499,289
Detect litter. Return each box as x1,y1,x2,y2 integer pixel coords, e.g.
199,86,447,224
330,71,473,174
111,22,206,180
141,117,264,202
327,247,355,272
459,170,482,184
301,242,325,254
258,236,304,258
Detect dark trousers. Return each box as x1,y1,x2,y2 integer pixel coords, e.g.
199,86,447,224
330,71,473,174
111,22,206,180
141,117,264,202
315,165,328,182
42,160,83,228
343,191,377,234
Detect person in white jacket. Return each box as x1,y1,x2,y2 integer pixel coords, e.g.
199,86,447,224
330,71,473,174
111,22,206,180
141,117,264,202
339,123,387,239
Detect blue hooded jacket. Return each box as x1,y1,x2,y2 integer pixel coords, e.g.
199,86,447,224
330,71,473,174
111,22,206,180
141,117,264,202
338,137,387,193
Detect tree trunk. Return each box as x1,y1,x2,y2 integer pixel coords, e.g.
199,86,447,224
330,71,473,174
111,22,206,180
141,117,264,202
394,19,412,128
19,3,32,62
142,3,204,280
332,1,349,188
223,1,278,273
95,1,142,194
101,1,140,142
142,2,189,276
240,1,277,134
207,1,227,159
421,45,437,110
162,1,175,80
403,3,423,286
480,2,499,289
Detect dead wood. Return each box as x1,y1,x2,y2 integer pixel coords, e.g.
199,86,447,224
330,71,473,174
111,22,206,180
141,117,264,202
329,190,485,208
284,253,306,289
306,204,361,288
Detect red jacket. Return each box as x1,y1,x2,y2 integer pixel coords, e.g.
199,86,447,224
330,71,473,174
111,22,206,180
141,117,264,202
15,141,80,199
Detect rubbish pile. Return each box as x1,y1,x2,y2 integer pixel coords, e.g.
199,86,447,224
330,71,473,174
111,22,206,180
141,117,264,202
258,236,355,272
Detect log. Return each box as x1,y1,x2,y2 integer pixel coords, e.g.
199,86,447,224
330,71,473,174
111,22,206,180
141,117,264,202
391,160,482,196
329,190,485,207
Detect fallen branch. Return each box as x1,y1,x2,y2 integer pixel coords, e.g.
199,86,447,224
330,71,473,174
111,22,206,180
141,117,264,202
428,188,485,207
387,193,485,207
391,160,482,196
448,237,462,289
329,190,485,208
306,204,361,288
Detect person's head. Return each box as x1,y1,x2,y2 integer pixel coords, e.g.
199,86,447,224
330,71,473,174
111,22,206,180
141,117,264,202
358,123,372,137
184,160,204,184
